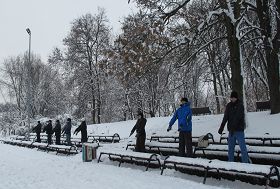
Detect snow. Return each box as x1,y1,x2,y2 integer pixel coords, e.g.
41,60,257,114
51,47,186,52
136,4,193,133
1,111,279,189
0,143,224,189
87,111,280,143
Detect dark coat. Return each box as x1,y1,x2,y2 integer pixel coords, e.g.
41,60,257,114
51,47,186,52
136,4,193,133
220,99,245,132
43,123,53,135
32,123,42,134
53,122,61,136
74,121,87,142
130,117,147,136
62,121,71,134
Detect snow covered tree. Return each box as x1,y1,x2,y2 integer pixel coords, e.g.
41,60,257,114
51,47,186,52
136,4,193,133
62,9,112,123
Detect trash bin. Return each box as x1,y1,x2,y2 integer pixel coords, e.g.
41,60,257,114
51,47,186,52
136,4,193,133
82,143,98,162
82,144,93,162
92,145,97,159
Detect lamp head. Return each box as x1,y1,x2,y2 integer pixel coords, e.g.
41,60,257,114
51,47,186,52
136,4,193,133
26,28,31,35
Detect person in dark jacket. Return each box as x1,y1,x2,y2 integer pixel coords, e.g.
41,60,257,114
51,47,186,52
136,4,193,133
43,120,53,144
167,97,193,157
218,91,249,163
62,118,72,146
53,120,61,145
32,121,42,142
130,112,147,152
74,119,88,143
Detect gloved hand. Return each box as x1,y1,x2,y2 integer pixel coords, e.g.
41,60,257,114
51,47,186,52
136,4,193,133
167,127,171,132
218,127,223,135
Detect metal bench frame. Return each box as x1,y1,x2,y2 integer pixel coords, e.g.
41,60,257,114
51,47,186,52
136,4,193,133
98,151,161,171
161,156,280,187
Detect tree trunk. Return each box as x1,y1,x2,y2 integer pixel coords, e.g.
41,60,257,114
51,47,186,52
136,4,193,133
219,0,244,101
91,92,96,124
256,0,280,114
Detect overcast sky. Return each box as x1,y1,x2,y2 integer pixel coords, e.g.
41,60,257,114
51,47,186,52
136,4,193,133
0,0,137,63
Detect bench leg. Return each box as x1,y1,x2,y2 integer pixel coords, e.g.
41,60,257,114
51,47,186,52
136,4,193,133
203,167,209,184
146,159,152,171
118,156,123,167
266,166,280,188
146,154,157,171
161,162,166,175
97,153,103,163
202,150,206,157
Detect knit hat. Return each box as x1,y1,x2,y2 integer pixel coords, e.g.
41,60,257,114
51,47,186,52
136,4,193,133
180,97,188,103
137,112,144,118
230,91,238,98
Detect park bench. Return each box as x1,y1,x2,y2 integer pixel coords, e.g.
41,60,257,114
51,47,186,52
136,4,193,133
2,139,22,145
191,107,211,116
126,141,179,153
59,136,83,146
256,100,270,111
150,133,215,144
17,140,34,148
88,133,120,143
98,149,161,171
194,144,280,161
219,133,280,146
47,144,78,155
29,133,48,142
10,135,26,141
32,142,49,151
161,156,280,187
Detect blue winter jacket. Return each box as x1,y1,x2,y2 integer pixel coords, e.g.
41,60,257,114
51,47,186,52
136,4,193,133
169,102,192,132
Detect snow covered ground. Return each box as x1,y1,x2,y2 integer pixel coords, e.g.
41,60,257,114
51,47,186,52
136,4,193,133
0,111,279,189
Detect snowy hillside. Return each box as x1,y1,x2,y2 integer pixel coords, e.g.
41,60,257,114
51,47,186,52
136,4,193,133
0,111,279,189
87,111,280,142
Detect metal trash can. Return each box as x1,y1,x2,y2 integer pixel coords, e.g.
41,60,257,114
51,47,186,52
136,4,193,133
82,144,93,162
82,143,99,162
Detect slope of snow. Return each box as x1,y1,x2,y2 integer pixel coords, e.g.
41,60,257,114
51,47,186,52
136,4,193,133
0,143,224,189
87,111,280,142
1,111,279,189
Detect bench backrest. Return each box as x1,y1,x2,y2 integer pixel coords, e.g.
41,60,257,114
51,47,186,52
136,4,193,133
256,101,270,111
192,107,211,115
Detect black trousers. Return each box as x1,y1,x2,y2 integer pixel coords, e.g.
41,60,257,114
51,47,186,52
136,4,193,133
135,133,146,152
36,132,41,142
55,134,61,145
81,134,88,143
179,131,193,157
47,134,52,144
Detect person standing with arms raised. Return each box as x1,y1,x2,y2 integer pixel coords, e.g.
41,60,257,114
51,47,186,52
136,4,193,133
167,97,193,157
74,119,88,143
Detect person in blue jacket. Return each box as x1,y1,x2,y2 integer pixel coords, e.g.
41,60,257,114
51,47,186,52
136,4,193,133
167,97,193,157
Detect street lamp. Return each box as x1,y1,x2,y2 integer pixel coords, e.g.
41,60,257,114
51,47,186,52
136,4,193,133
26,28,32,138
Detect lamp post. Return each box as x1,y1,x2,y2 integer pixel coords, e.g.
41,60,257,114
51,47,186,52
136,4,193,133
26,28,31,137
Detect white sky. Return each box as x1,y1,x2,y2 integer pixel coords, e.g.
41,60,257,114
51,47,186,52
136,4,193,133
0,0,137,63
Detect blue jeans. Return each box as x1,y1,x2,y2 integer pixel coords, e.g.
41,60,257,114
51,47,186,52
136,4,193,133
228,131,249,163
